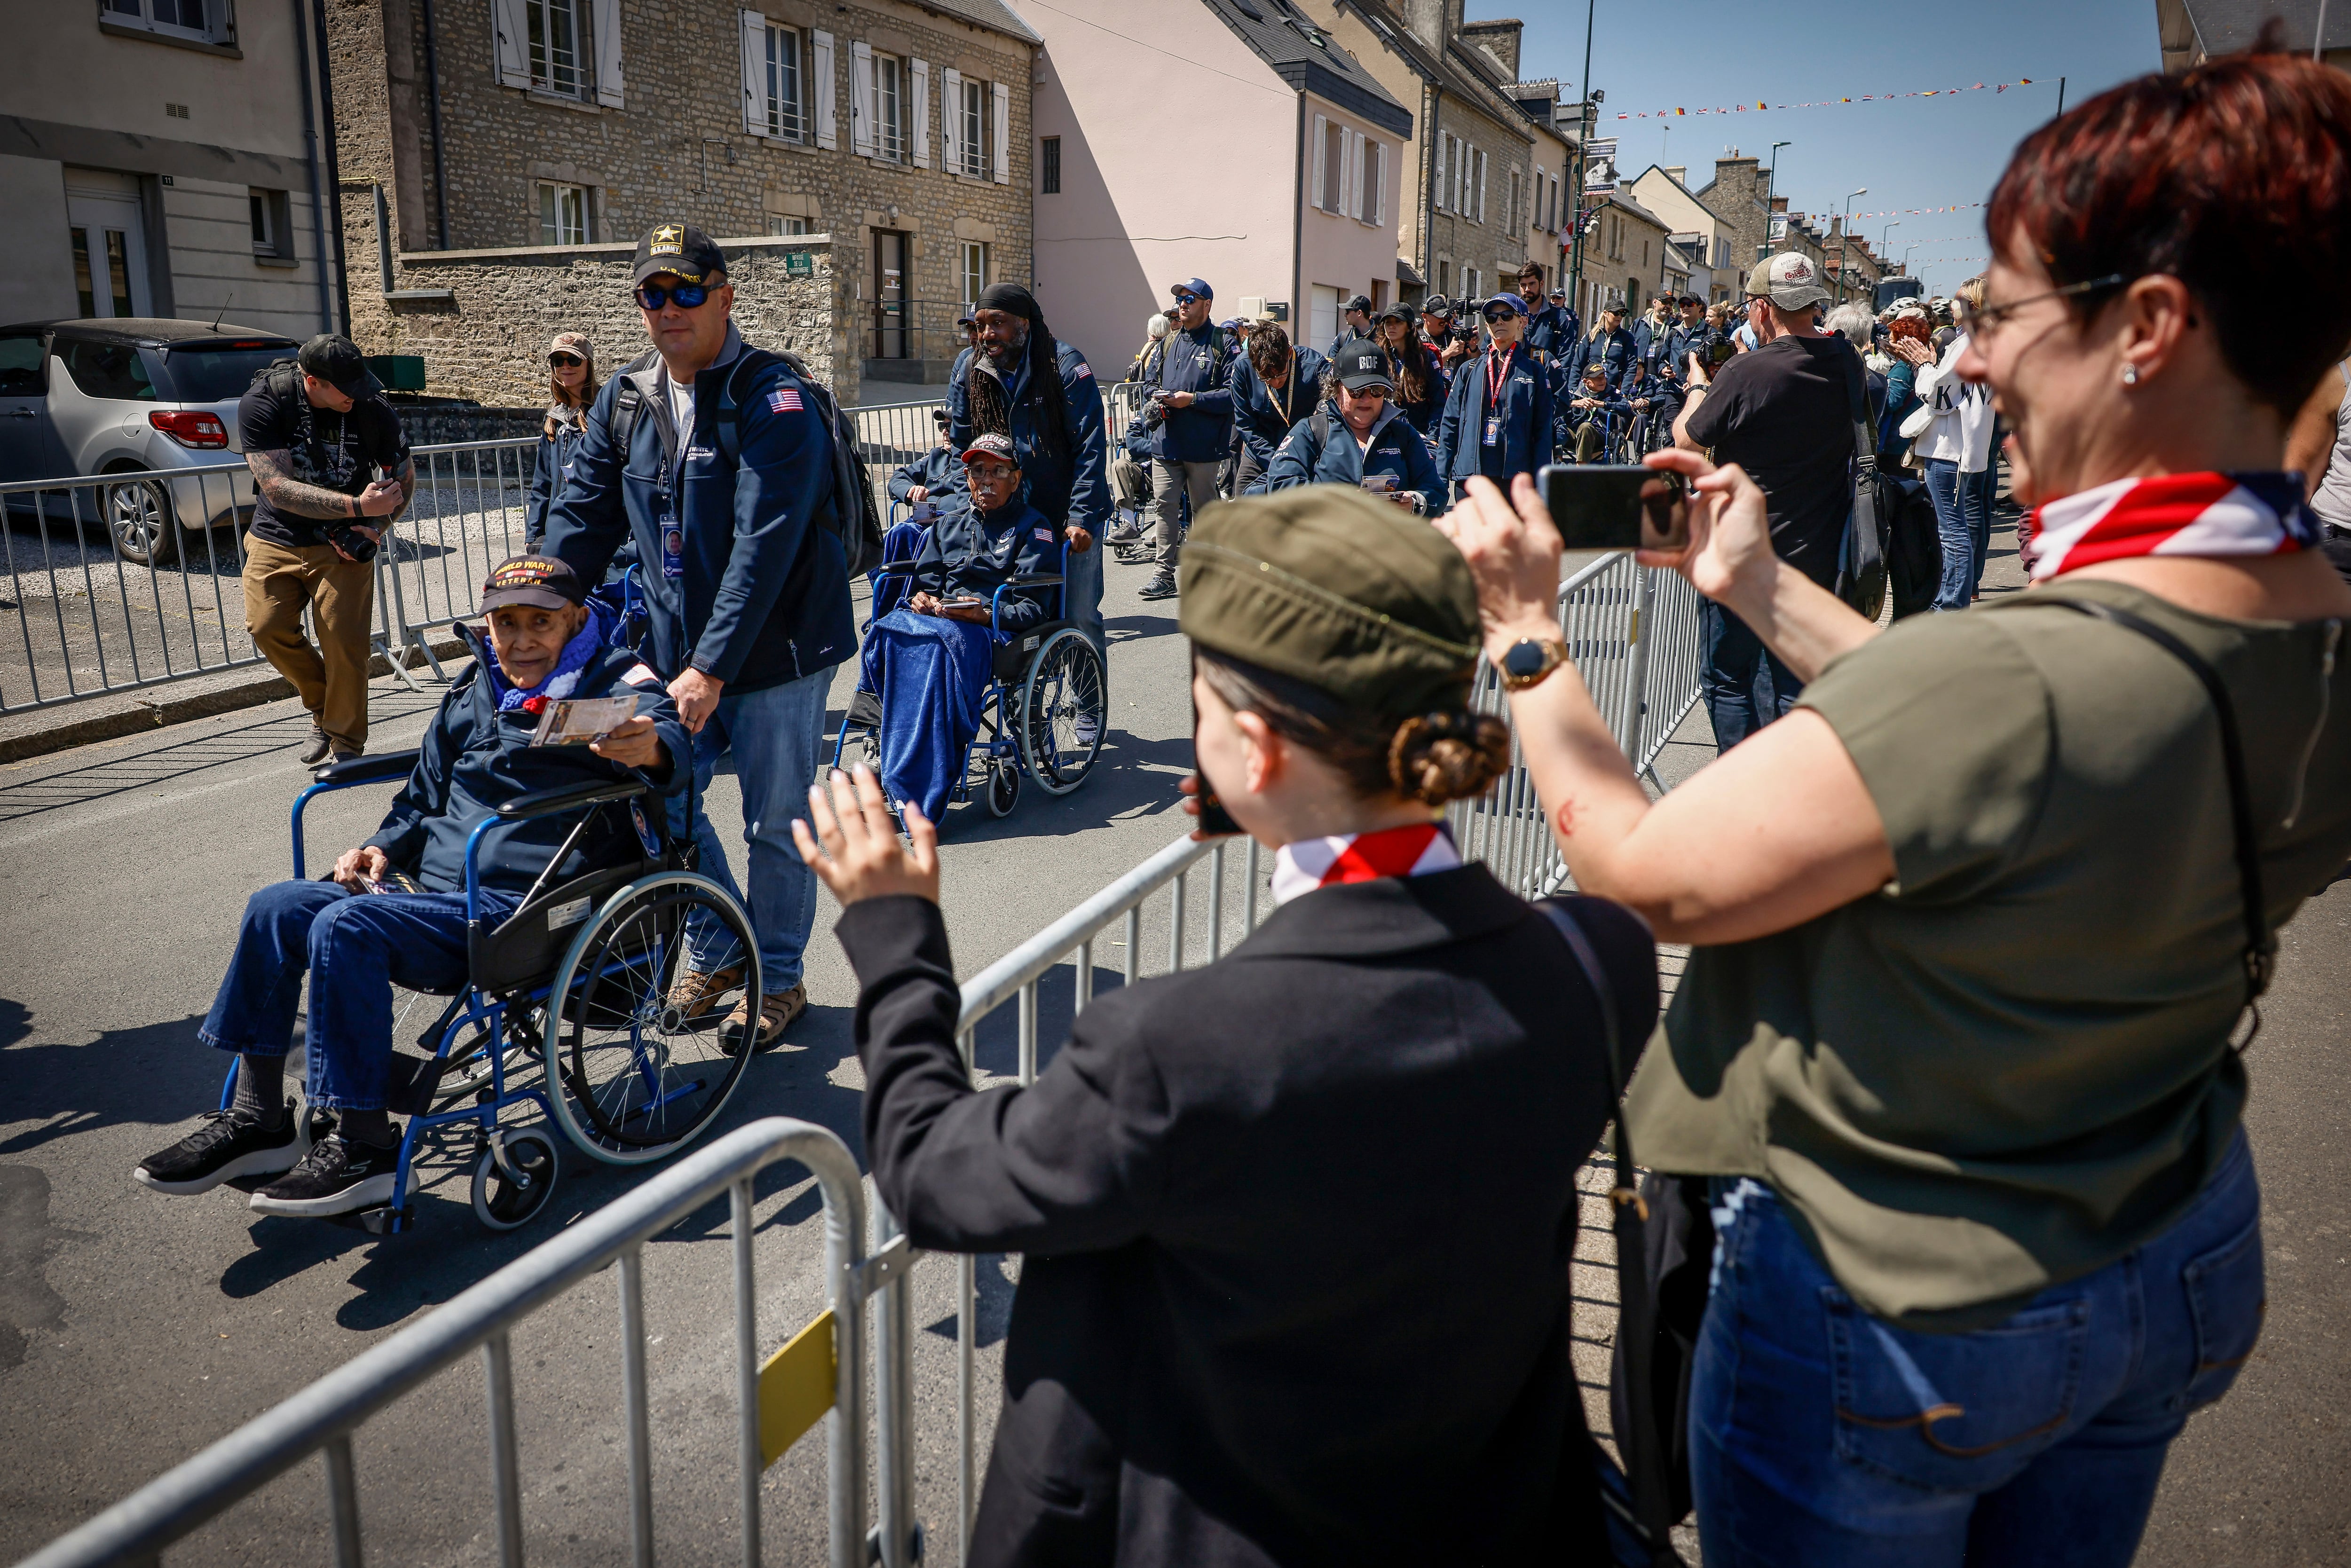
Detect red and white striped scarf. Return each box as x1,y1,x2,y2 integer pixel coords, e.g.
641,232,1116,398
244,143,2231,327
1270,822,1461,907
2026,471,2321,581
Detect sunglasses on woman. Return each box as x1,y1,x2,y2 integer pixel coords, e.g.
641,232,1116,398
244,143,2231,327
548,352,584,368
634,281,710,311
1483,308,1519,324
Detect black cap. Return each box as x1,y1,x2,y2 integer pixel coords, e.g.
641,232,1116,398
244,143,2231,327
480,553,589,612
1420,294,1453,318
1343,293,1373,314
632,222,726,287
1332,337,1392,392
297,334,379,398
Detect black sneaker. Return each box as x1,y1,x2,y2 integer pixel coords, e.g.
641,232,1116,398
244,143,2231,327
1137,568,1179,600
299,722,332,767
134,1102,306,1195
248,1132,401,1217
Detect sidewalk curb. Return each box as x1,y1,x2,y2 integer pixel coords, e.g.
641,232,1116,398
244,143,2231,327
0,636,469,767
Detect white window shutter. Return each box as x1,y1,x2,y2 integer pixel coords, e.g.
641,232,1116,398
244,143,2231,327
1373,141,1387,226
591,0,624,107
813,30,836,149
740,10,765,136
850,41,874,156
991,81,1010,184
1475,149,1487,223
1311,114,1326,208
1337,128,1352,218
1431,133,1444,211
941,67,962,174
491,0,530,87
910,58,930,167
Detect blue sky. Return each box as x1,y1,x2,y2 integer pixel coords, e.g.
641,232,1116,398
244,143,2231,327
1508,0,2163,296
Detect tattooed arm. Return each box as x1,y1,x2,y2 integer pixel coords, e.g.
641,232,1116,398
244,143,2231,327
244,447,361,520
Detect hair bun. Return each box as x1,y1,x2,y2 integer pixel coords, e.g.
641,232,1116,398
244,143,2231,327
1387,710,1511,806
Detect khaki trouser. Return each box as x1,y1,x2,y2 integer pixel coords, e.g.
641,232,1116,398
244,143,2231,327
243,536,375,749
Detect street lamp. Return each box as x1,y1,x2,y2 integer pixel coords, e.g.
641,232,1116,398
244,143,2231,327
1761,140,1791,262
1840,187,1867,303
1903,241,1920,273
1876,221,1900,301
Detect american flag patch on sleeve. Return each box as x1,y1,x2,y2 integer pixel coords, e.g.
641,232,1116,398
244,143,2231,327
1074,362,1094,379
1034,528,1054,541
767,386,804,413
621,663,662,687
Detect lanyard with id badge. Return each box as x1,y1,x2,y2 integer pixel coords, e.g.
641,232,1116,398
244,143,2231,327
1483,345,1517,448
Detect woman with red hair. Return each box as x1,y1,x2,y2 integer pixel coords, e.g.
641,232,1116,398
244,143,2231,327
1444,39,2351,1566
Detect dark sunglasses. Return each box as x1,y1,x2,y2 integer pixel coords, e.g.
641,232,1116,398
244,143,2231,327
1483,307,1520,323
634,281,710,311
1170,292,1199,306
548,352,584,368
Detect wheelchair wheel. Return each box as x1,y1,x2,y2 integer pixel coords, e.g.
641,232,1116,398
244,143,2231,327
543,872,761,1166
1018,629,1106,795
471,1128,559,1230
984,758,1020,818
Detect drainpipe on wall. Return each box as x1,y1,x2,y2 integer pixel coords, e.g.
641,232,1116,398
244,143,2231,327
1291,93,1306,330
310,0,352,333
291,0,332,332
421,0,452,247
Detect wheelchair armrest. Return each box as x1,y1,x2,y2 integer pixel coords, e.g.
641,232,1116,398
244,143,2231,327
496,779,647,822
314,749,422,787
1005,573,1064,587
872,561,928,577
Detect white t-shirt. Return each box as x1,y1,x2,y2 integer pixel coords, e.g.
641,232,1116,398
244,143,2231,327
1914,333,1997,473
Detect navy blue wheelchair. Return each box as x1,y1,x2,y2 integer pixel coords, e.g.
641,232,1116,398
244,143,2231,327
833,506,1107,819
230,752,763,1233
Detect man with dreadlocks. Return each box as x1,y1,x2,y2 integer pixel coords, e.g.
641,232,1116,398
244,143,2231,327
943,282,1111,673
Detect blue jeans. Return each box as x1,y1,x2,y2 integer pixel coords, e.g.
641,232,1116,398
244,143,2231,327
1927,458,1994,610
685,666,831,988
199,880,517,1111
1701,599,1803,749
1691,1133,2265,1568
1064,535,1104,659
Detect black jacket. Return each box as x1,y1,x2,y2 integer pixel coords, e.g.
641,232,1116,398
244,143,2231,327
838,867,1654,1567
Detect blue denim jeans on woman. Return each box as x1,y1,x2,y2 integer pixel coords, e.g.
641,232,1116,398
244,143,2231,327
1691,1132,2265,1568
199,880,518,1111
684,665,831,990
1926,458,1996,610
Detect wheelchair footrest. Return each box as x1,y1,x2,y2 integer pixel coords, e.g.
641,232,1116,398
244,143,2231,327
384,1052,452,1117
331,1205,412,1236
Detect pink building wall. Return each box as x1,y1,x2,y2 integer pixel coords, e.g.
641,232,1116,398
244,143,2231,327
1028,1,1404,378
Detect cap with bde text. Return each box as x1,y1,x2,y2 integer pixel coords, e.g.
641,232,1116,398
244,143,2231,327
1331,338,1393,392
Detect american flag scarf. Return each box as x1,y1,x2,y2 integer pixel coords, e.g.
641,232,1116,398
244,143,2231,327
1270,822,1461,907
2026,471,2321,582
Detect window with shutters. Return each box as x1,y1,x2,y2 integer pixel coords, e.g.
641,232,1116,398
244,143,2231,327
1320,120,1344,214
1041,135,1061,194
1357,136,1383,223
526,0,586,98
958,78,988,178
538,181,589,245
750,19,805,142
961,240,989,307
874,52,905,161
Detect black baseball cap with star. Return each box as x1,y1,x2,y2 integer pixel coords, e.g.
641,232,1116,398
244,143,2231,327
632,222,726,286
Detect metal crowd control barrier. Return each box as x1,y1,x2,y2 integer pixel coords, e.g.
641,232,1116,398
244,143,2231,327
17,1118,880,1568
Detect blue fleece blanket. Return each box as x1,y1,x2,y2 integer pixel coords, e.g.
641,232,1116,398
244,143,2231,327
859,609,996,823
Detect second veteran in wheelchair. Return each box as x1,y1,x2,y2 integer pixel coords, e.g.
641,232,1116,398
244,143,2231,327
133,555,695,1221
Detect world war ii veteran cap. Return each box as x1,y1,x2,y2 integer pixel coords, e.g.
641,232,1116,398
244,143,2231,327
633,222,726,286
480,554,589,611
1177,488,1481,720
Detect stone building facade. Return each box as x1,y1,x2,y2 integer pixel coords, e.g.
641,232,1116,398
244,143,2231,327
1691,155,1767,277
325,0,1038,407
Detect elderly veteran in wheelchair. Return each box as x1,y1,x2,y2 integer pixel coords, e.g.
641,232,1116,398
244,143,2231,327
857,432,1077,823
134,555,689,1219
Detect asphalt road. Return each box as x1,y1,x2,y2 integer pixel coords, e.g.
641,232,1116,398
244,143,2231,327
3,510,2347,1566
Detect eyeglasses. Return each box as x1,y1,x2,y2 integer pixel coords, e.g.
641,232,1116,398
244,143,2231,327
1171,292,1199,306
1961,274,2127,342
1483,308,1519,323
548,352,584,368
635,281,711,311
1346,383,1393,399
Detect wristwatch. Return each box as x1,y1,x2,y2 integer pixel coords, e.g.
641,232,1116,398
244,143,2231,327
1499,635,1570,691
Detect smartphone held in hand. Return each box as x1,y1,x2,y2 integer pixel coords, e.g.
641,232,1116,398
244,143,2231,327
1536,464,1692,552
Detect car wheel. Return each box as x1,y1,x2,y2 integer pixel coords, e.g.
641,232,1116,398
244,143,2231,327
103,470,177,568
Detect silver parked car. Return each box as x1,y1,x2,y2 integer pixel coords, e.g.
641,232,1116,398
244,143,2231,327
0,318,300,567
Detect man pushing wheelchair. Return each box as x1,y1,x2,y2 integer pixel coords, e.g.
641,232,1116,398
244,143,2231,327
134,555,689,1218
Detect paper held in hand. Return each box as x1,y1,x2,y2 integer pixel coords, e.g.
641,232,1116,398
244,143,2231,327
531,694,642,747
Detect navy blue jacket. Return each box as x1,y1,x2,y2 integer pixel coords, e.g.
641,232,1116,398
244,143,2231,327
1562,386,1633,429
1436,344,1555,484
365,627,688,896
1568,327,1637,394
1524,305,1581,367
909,495,1062,633
1388,349,1451,436
1139,324,1236,465
1254,400,1447,517
542,329,855,693
524,409,585,549
1228,346,1328,468
943,337,1112,536
888,444,957,507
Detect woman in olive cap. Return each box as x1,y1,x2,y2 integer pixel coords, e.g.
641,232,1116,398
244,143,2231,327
794,487,1650,1566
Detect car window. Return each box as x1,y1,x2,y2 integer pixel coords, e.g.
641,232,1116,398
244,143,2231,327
0,334,43,398
156,346,294,403
61,339,158,402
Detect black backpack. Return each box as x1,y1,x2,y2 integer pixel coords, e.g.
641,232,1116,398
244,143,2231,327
606,348,885,577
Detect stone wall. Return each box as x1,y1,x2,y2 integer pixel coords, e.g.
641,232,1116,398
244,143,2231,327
326,0,1035,409
358,236,836,409
1696,158,1766,277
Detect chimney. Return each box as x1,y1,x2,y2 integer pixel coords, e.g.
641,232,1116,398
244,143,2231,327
1664,165,1686,185
1460,18,1523,80
1401,0,1448,49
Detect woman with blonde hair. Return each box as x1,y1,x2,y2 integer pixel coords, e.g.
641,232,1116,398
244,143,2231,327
524,332,598,550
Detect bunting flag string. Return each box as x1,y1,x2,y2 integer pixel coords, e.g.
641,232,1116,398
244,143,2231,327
1615,78,2036,122
1847,203,1987,220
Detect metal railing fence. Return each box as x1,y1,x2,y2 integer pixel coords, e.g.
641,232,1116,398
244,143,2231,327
17,1118,880,1568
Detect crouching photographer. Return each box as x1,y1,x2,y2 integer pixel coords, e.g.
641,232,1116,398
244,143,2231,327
797,486,1653,1565
1437,46,2351,1564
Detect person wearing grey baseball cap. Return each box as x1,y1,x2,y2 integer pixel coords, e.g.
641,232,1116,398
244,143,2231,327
1670,251,1857,746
